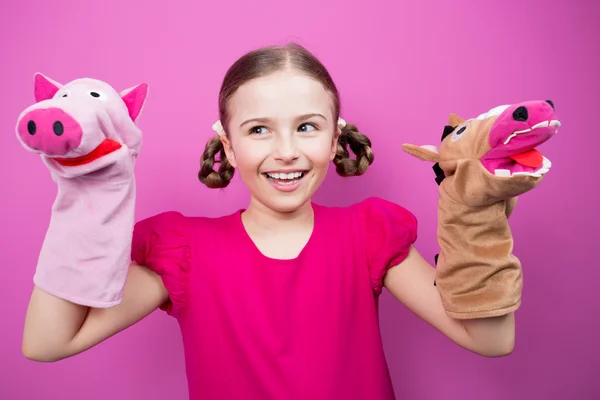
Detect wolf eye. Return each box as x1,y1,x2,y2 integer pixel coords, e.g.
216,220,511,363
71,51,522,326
452,124,468,141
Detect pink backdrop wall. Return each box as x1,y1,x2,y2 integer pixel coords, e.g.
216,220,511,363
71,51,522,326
2,0,598,398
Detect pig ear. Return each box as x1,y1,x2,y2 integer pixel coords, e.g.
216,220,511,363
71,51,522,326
120,83,149,122
401,143,441,163
34,73,63,102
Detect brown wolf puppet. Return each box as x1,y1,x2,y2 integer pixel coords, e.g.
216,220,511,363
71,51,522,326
402,100,560,319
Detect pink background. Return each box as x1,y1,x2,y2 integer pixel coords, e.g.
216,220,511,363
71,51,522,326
1,0,598,398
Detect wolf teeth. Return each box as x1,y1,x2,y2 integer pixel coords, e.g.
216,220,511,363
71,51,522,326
494,169,511,177
494,156,552,177
504,119,561,145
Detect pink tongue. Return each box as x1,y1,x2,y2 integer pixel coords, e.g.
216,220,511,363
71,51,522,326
509,149,543,168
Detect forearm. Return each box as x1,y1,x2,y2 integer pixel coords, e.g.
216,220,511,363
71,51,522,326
22,286,89,362
22,263,168,362
460,313,515,357
384,246,516,358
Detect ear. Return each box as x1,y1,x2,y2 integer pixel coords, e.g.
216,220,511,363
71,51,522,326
119,83,149,122
448,113,464,126
330,127,341,160
219,135,237,168
34,73,62,102
401,143,440,163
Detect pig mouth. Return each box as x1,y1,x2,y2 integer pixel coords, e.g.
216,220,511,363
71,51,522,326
481,119,560,178
52,139,122,167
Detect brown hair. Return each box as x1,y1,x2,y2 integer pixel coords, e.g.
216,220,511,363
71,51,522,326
198,43,374,189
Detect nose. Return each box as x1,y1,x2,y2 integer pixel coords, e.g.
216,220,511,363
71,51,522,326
17,107,83,156
512,106,529,122
274,135,300,163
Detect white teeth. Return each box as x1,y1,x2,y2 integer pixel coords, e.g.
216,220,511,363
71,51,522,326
493,156,552,177
531,120,550,130
513,128,532,135
503,133,518,145
266,171,304,180
503,119,561,145
512,171,542,177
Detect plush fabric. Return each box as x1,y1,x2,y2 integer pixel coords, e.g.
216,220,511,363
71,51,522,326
402,100,560,319
16,73,149,308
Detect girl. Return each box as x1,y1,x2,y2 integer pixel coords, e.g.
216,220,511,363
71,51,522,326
22,43,515,400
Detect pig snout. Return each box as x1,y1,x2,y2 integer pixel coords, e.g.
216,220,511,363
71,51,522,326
17,107,83,156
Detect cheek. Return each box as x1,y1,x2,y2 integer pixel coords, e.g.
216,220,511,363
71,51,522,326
231,142,268,173
302,136,335,166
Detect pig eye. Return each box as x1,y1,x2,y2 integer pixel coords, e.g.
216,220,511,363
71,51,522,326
55,90,70,98
87,90,107,100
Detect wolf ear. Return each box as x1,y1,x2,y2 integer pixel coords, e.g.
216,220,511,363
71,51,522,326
401,144,441,163
448,113,464,126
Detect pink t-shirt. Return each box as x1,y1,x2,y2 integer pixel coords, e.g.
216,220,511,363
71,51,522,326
131,197,418,400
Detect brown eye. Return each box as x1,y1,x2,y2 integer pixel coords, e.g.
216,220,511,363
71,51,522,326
298,123,316,132
249,126,268,135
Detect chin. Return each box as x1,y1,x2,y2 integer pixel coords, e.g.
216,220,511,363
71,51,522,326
261,198,309,214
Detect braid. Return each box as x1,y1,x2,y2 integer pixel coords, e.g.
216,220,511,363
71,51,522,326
333,123,374,177
198,135,235,188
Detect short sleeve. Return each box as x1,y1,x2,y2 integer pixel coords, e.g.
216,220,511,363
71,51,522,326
356,197,418,295
131,211,191,317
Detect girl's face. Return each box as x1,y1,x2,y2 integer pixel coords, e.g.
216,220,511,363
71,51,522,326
221,69,340,214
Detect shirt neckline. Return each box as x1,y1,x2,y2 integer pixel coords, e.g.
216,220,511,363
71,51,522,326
235,202,322,264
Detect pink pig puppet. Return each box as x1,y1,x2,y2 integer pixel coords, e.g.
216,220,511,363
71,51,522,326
15,73,149,308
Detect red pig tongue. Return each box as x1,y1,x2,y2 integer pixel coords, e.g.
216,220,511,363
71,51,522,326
509,149,543,168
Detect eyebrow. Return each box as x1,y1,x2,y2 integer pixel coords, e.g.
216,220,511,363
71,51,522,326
239,113,328,127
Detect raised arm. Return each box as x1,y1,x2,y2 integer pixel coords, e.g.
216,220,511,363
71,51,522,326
22,263,168,362
392,100,559,356
383,246,515,357
16,74,161,362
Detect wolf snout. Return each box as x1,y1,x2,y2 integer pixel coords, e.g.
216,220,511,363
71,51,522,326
511,100,555,122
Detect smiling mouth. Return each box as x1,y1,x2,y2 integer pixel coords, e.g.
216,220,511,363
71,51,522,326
263,171,307,185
